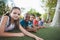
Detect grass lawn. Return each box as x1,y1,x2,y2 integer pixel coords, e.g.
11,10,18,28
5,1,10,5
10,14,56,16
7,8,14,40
0,27,60,40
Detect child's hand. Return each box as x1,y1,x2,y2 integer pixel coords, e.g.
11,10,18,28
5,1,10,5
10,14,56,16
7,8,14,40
35,37,44,40
19,33,25,37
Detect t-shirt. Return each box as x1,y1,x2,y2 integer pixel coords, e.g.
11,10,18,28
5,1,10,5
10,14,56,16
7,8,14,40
20,19,28,28
38,20,44,26
33,19,38,26
28,20,33,28
0,16,15,31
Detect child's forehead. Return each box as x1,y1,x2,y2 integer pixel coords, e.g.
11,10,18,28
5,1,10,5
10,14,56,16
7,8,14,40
12,9,20,11
12,9,21,13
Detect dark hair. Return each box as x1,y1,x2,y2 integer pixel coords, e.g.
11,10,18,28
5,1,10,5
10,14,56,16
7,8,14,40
5,7,21,16
10,7,21,13
30,14,35,17
24,13,30,19
5,7,21,29
40,18,41,20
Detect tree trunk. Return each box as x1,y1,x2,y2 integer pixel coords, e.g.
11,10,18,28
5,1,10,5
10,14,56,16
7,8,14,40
51,0,60,27
47,8,51,23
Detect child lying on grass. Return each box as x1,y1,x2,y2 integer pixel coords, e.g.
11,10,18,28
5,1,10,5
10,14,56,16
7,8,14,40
0,7,44,40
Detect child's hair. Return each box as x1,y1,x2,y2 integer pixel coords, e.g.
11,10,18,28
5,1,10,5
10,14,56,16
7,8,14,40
10,7,21,13
4,7,21,16
30,14,35,17
4,7,21,29
24,13,30,19
40,18,41,20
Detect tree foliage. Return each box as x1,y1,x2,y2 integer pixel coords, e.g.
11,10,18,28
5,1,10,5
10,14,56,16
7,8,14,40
0,1,6,16
41,0,57,22
46,0,57,20
0,0,10,16
28,8,41,17
46,0,57,8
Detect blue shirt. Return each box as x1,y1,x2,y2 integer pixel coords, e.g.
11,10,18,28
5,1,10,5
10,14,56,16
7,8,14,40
20,19,28,28
38,21,44,26
28,20,33,27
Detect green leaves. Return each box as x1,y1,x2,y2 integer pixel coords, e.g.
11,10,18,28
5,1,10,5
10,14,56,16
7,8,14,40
0,0,10,16
28,8,41,17
46,0,57,8
45,0,57,20
0,1,5,16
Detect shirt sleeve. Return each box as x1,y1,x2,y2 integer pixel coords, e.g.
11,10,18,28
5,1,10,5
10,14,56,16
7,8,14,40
33,19,38,26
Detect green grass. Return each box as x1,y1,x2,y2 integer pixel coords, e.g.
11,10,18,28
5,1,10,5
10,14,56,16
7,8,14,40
0,27,60,40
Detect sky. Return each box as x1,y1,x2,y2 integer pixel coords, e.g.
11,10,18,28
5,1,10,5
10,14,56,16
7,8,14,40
7,0,46,15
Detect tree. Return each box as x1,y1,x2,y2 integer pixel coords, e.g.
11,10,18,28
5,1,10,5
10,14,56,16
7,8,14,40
51,0,60,27
46,0,57,21
0,1,6,16
28,8,41,17
0,0,10,16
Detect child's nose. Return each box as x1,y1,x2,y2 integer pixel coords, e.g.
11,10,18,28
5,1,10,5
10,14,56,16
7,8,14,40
15,14,18,17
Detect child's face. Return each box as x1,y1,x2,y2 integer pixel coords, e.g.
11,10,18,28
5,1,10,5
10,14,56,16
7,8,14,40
25,15,30,21
30,16,34,21
10,9,21,20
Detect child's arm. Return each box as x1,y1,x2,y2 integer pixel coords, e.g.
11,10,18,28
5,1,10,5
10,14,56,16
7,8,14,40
19,24,44,40
0,16,24,37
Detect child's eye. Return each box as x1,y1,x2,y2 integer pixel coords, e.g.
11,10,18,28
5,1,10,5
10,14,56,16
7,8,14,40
13,13,16,14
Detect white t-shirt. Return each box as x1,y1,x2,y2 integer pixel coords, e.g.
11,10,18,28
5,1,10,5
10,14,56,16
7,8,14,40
0,16,15,31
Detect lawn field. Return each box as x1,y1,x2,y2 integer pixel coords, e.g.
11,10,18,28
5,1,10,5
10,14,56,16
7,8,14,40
0,27,60,40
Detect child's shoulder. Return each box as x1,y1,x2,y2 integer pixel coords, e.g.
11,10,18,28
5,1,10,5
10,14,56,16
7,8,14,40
1,15,8,20
33,19,37,21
